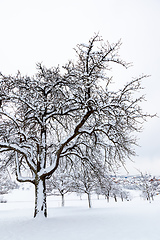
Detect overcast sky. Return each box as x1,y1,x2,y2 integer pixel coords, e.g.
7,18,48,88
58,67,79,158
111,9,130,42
0,0,160,175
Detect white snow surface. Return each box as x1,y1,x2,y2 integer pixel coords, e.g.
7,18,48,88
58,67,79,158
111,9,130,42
0,185,160,240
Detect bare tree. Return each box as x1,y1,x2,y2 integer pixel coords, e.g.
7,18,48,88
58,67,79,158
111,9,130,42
0,34,153,217
71,158,101,208
98,175,114,202
46,159,73,207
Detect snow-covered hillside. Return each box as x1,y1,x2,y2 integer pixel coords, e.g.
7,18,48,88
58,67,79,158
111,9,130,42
0,186,160,240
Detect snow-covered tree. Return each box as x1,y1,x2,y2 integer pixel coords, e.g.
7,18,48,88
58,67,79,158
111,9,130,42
0,34,153,217
98,175,114,202
150,177,160,197
138,173,160,202
98,175,130,202
0,169,18,196
110,178,130,202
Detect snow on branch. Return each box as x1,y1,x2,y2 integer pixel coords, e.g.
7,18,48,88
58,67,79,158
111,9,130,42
15,152,35,183
0,142,28,156
0,111,20,128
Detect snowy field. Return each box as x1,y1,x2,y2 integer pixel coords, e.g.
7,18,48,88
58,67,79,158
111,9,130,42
0,186,160,240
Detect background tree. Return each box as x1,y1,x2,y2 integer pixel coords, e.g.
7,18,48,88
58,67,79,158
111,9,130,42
71,158,101,208
0,168,18,202
46,159,73,207
98,175,113,202
0,34,153,218
110,177,130,202
138,172,160,202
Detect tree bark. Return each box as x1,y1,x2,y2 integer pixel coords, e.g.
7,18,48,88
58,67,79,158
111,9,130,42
34,177,47,218
121,194,124,202
87,193,92,208
61,193,65,207
106,191,110,202
114,194,117,202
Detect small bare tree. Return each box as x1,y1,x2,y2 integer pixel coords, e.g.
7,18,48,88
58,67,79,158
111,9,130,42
0,34,153,217
71,158,101,208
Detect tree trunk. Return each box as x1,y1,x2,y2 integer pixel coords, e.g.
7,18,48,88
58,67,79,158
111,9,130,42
114,194,117,202
87,193,92,208
106,195,110,202
106,191,110,202
121,194,124,202
61,193,65,207
151,193,154,201
34,177,47,218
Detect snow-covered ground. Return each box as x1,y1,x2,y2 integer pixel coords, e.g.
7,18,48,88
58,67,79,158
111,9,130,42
0,185,160,240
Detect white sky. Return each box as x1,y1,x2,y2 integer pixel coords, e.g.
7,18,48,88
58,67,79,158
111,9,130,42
0,0,160,175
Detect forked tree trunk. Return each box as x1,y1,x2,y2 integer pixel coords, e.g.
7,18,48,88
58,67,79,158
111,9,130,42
34,177,47,218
